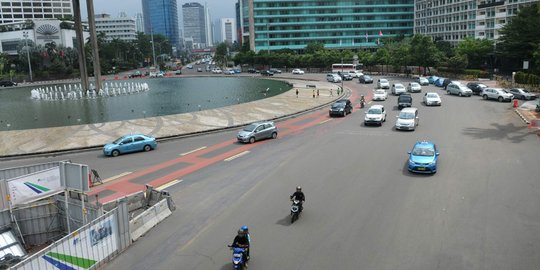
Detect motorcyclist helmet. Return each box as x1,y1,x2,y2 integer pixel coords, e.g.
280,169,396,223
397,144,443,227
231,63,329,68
237,229,244,235
241,225,249,232
296,186,302,191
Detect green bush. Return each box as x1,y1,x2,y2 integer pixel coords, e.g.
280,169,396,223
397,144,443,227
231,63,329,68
515,71,540,86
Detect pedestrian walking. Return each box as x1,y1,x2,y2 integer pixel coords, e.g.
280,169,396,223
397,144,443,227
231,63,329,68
330,89,333,96
313,89,315,98
316,89,319,98
295,88,299,98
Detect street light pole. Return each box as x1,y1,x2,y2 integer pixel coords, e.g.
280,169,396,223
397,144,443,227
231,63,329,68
266,23,270,54
23,31,33,82
150,26,157,69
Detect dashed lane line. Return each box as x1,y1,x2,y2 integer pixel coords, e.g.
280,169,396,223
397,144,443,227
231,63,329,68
157,179,183,191
102,172,132,183
224,151,250,161
180,146,207,156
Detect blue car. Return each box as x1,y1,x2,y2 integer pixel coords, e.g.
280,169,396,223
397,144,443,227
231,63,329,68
408,141,439,173
434,78,445,87
103,134,157,157
427,76,439,84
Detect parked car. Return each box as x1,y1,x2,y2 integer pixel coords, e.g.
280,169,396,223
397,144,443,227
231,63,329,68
233,68,242,74
247,68,258,73
186,64,193,69
338,72,353,81
103,134,157,157
329,99,353,117
416,77,429,86
428,76,439,84
237,121,278,144
466,82,488,95
359,75,374,84
508,88,536,100
261,70,274,76
446,83,473,97
395,107,419,131
407,82,422,93
0,80,18,87
434,78,446,87
269,68,282,74
442,78,456,89
326,73,342,83
377,78,390,89
212,68,223,74
224,68,235,74
398,93,413,109
197,67,203,72
364,105,386,126
423,92,442,106
391,83,406,95
292,68,305,74
481,88,514,102
407,141,439,174
175,70,182,75
372,89,388,101
128,71,142,78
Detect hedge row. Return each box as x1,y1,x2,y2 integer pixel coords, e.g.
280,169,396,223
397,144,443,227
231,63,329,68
514,72,540,86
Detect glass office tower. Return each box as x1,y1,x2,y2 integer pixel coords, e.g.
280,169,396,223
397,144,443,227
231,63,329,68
240,0,414,51
142,0,180,50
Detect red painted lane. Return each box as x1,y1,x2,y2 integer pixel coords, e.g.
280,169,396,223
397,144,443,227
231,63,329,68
90,85,369,203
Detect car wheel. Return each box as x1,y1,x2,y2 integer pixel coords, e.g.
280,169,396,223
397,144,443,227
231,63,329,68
271,132,277,139
249,137,256,144
111,150,120,157
458,92,462,97
522,96,526,100
483,95,488,100
143,145,152,152
498,96,503,102
447,90,451,95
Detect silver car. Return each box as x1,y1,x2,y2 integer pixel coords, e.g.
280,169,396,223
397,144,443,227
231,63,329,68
481,88,514,102
237,121,278,143
446,83,472,97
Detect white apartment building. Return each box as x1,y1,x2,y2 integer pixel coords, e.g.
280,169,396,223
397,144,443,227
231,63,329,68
220,18,236,44
415,0,539,44
0,0,73,24
135,13,144,33
94,13,137,42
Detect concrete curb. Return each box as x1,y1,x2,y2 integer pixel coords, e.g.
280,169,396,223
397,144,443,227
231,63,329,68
514,109,531,125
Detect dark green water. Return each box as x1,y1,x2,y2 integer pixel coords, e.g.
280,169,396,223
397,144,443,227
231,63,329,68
0,77,290,131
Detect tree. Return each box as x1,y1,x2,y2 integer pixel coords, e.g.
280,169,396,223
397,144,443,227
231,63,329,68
498,2,540,72
409,34,442,74
304,42,325,54
454,37,493,69
446,54,468,73
214,42,228,67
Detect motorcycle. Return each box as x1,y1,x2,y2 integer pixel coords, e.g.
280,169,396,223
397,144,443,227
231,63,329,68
290,199,302,223
228,245,247,270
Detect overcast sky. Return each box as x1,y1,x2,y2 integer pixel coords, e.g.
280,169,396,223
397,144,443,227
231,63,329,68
82,0,237,25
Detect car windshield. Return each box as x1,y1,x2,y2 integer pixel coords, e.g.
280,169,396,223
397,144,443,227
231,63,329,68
399,112,415,119
411,83,420,87
426,93,438,98
243,124,257,132
332,103,345,108
375,90,385,94
113,137,126,144
364,76,371,79
367,108,382,114
380,79,388,83
412,146,435,156
396,85,404,88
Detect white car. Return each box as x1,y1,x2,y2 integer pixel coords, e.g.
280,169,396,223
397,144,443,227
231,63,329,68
292,69,305,75
326,73,342,83
212,68,223,74
407,82,422,93
423,92,442,106
481,88,514,102
364,105,386,126
224,68,235,75
395,107,419,131
348,70,363,78
391,83,407,95
372,89,388,101
377,79,390,89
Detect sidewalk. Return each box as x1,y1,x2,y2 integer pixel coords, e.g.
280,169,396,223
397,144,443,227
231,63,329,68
0,78,343,158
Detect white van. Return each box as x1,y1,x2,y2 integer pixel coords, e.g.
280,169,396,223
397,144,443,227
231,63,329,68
395,107,419,131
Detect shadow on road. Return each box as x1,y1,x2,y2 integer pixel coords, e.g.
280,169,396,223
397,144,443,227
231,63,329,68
276,214,293,226
462,122,536,143
219,263,234,270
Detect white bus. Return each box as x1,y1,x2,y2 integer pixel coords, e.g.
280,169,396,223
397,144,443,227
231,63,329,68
331,63,363,73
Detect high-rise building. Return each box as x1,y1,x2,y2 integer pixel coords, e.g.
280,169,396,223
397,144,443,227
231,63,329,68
205,3,213,47
0,0,73,24
182,2,206,46
94,13,137,42
135,13,144,33
220,18,237,44
142,0,180,51
238,0,414,52
415,0,539,44
235,1,242,45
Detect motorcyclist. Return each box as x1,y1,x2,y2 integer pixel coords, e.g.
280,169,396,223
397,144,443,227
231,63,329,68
360,95,366,108
231,228,250,265
241,225,251,260
290,186,306,212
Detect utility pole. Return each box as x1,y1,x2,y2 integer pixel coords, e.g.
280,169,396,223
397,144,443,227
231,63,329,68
72,0,89,92
86,0,102,92
151,26,157,69
22,31,33,82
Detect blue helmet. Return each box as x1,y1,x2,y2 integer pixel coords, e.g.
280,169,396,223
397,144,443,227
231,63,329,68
241,225,248,232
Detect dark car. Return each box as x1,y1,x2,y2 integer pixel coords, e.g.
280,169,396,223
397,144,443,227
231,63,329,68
466,82,488,95
269,68,282,74
175,70,182,75
247,68,258,73
338,72,353,81
442,78,454,90
398,93,412,109
329,99,353,117
128,71,142,78
508,88,536,100
0,80,17,87
261,70,274,76
359,75,373,84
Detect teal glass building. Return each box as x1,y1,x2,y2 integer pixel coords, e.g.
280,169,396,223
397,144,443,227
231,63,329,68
239,0,414,51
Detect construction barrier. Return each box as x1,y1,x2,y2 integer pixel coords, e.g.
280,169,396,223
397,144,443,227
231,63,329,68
129,199,172,242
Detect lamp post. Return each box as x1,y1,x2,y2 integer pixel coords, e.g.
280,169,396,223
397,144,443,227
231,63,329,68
22,31,33,82
150,26,157,69
266,23,270,54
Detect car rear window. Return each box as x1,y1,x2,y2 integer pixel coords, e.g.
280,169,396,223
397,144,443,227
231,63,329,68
399,96,412,102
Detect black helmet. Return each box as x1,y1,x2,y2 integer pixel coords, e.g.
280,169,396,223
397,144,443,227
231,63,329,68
296,186,302,191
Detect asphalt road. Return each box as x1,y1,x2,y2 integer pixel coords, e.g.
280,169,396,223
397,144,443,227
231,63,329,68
4,75,540,270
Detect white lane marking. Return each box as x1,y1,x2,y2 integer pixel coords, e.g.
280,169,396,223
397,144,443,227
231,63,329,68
103,172,132,183
224,151,250,161
180,146,207,156
157,179,183,191
319,119,333,125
